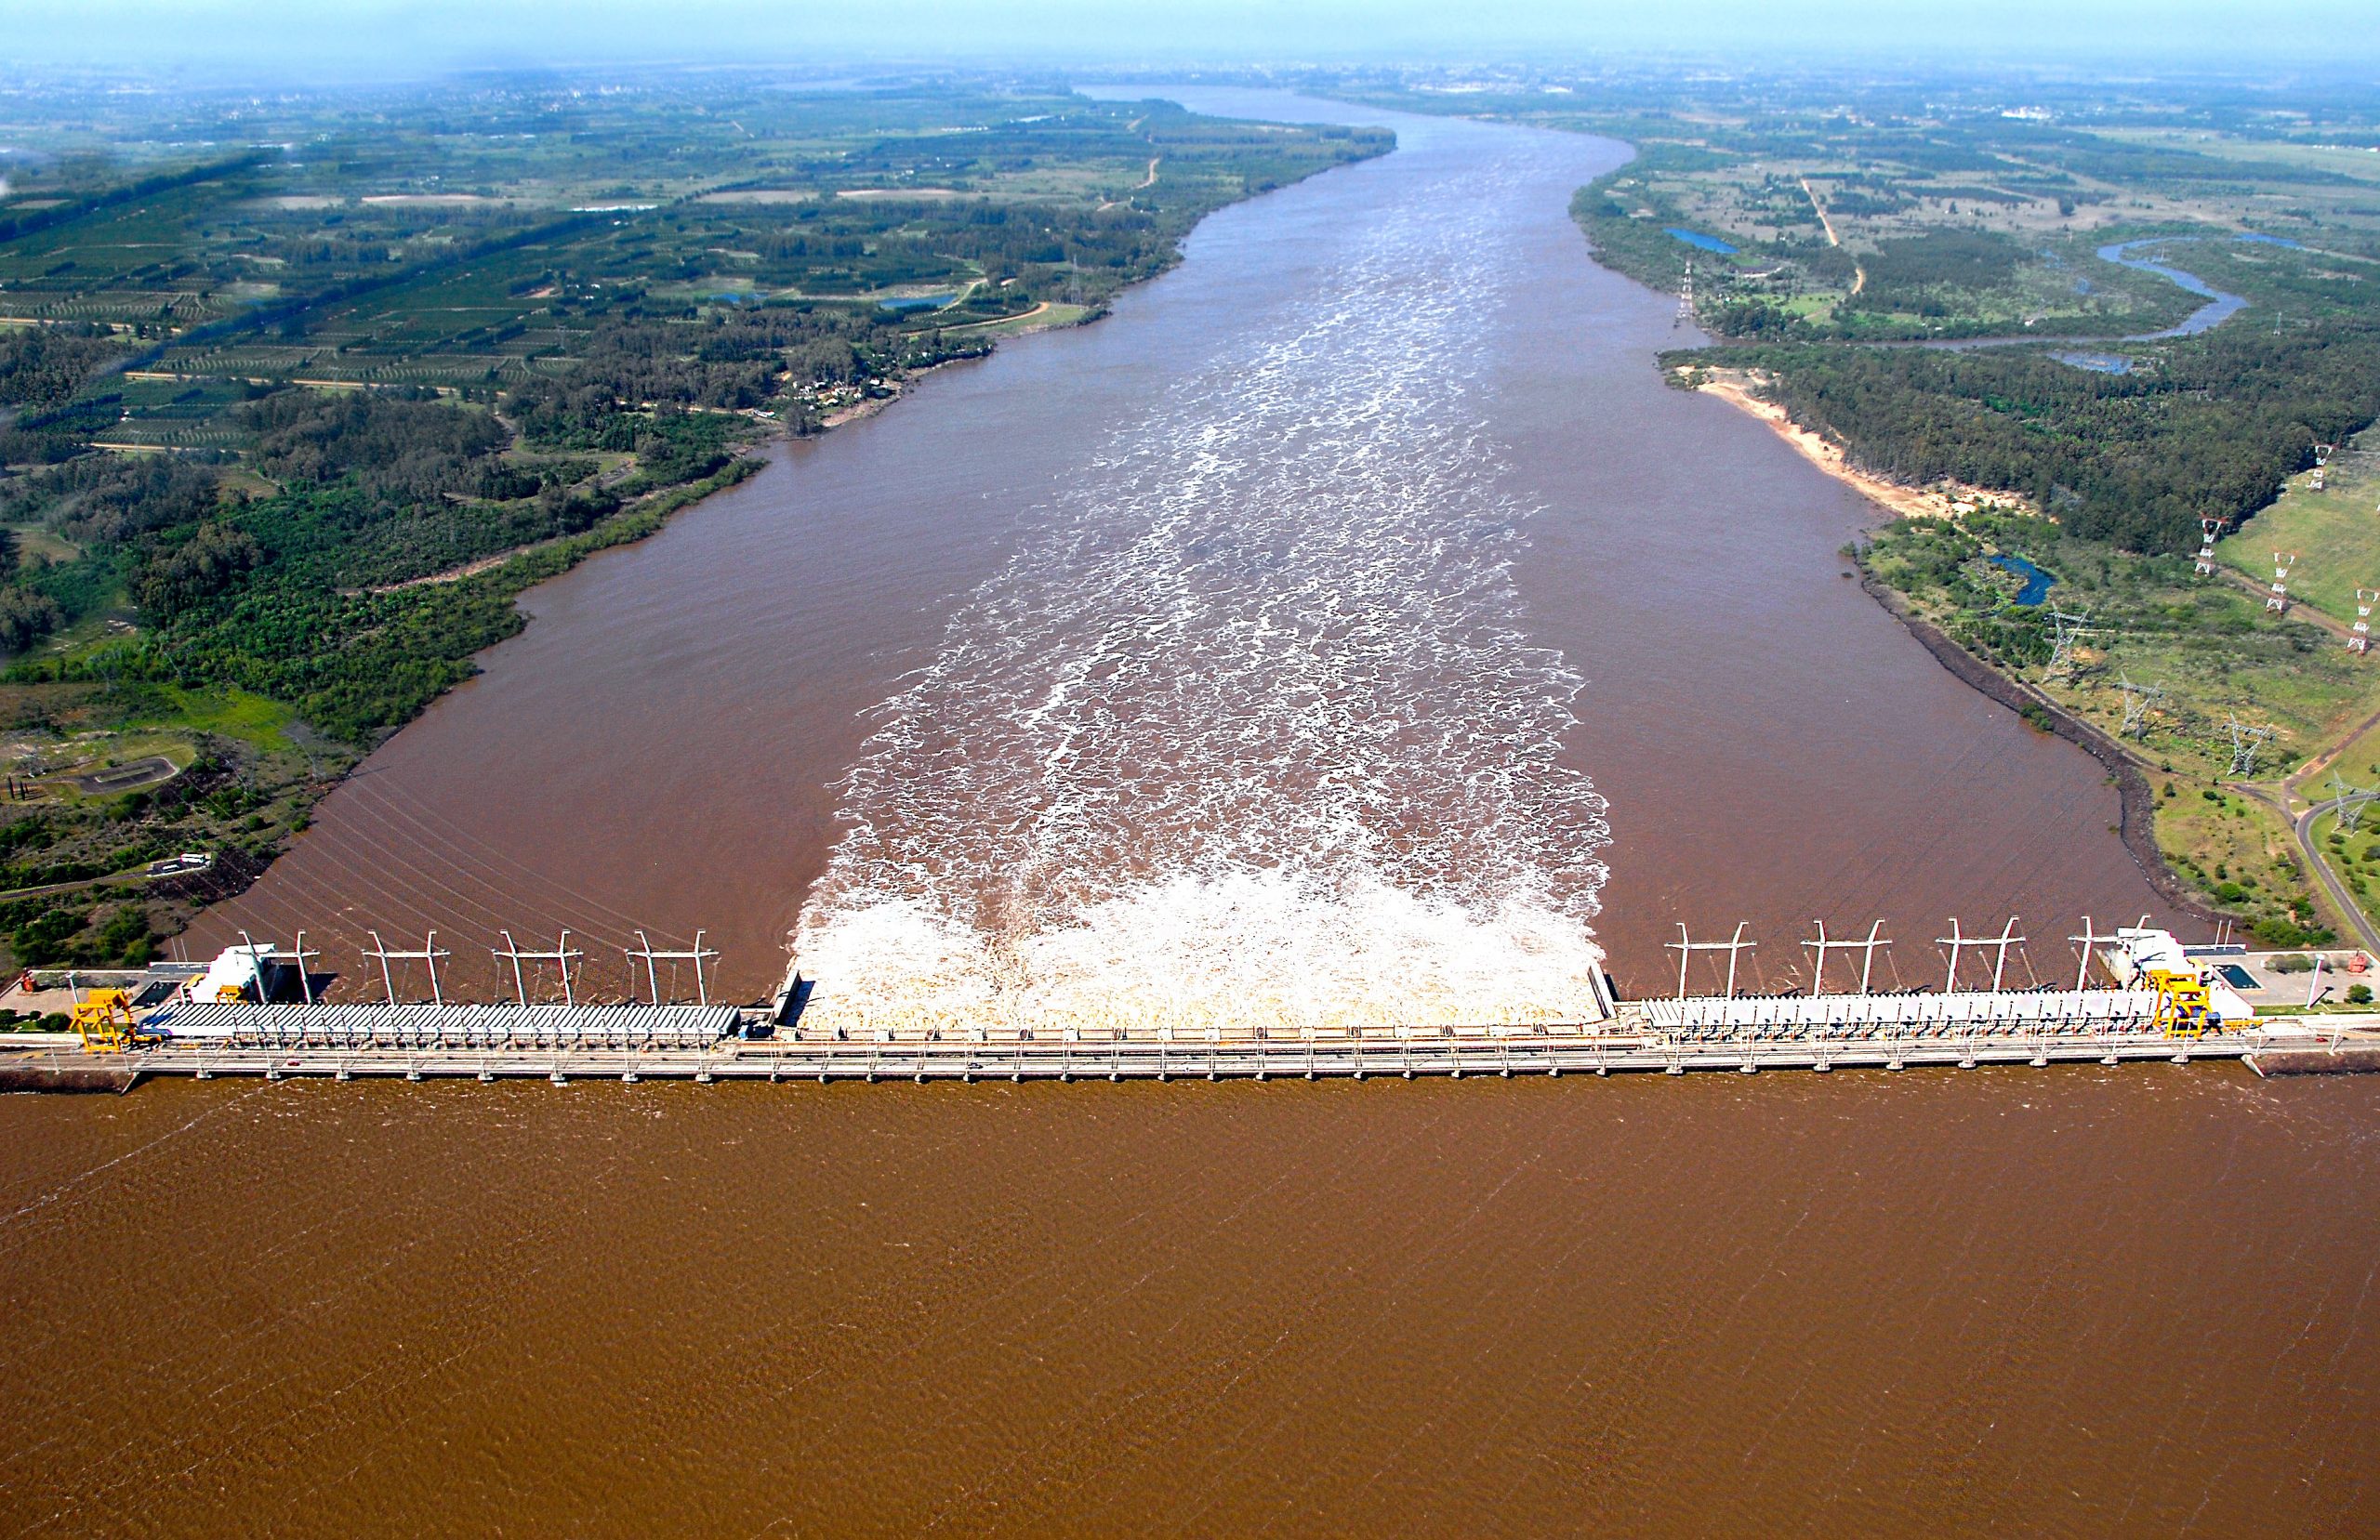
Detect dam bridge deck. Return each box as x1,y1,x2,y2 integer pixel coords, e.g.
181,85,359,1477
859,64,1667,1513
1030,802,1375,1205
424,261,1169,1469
10,1023,2292,1086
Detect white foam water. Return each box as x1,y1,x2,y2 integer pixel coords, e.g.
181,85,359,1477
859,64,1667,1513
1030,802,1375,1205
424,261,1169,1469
793,147,1611,1036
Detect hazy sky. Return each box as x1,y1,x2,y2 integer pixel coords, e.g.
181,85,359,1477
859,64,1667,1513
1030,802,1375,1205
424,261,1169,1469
2,0,2373,78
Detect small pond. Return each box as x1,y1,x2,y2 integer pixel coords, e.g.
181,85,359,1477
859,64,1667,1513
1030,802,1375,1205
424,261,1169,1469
1988,552,2056,606
2050,349,2135,375
1664,228,1738,255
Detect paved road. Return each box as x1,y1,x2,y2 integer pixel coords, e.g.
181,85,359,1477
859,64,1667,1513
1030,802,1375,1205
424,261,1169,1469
35,755,180,796
2286,791,2380,954
10,1027,2271,1085
0,854,209,905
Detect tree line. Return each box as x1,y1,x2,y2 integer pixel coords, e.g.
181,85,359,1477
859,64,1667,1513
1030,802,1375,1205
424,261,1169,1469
1712,322,2380,551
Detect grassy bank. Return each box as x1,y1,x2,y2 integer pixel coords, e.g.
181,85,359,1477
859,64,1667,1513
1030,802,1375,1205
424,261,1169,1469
1856,507,2369,945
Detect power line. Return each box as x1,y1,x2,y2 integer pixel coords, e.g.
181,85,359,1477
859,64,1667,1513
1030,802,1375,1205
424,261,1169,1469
1801,919,1889,995
2044,605,2099,677
364,929,451,1007
1937,915,2025,993
625,929,721,1007
2069,916,2122,991
1666,921,1753,1000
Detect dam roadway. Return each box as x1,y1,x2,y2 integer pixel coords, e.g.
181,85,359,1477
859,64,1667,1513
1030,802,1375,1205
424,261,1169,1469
18,1019,2370,1088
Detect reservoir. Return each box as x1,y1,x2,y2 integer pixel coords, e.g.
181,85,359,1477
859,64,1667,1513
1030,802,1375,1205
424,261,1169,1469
8,91,2373,1535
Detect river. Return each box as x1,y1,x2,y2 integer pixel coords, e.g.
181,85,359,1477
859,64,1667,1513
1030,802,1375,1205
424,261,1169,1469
181,87,2180,1008
7,90,2373,1536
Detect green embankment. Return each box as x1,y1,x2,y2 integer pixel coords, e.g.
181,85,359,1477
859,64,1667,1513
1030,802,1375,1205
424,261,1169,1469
2215,430,2380,625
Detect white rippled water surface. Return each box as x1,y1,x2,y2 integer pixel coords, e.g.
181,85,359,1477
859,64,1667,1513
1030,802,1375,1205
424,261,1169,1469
793,139,1611,1036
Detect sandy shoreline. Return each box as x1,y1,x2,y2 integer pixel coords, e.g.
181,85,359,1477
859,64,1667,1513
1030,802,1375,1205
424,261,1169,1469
1694,369,2032,522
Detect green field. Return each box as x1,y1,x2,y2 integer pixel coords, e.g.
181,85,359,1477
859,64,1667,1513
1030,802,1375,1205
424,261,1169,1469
2097,130,2380,187
2216,427,2380,624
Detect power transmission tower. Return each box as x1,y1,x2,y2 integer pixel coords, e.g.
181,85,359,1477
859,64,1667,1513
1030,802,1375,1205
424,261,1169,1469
2268,551,2298,613
493,929,585,1007
1938,916,2026,993
2069,916,2122,990
2044,605,2098,677
2224,714,2275,778
2194,517,2221,576
1674,260,1695,328
1667,921,1754,999
625,929,721,1007
2354,588,2377,654
2333,771,2374,836
238,928,321,1006
364,930,451,1007
2116,671,2165,738
1803,919,1889,995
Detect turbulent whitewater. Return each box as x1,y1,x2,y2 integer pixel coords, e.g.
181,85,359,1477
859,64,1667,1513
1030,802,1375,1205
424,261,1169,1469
792,145,1611,1035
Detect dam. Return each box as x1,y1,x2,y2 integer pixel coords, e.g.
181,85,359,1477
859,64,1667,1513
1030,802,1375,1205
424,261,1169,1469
16,919,2376,1087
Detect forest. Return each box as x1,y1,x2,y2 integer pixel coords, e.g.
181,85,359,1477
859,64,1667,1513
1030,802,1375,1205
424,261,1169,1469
1712,322,2380,552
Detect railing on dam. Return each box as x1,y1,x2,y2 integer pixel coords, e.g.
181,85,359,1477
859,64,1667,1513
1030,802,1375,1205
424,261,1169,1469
154,1000,741,1050
134,988,2195,1060
54,1023,2270,1085
1642,988,2160,1040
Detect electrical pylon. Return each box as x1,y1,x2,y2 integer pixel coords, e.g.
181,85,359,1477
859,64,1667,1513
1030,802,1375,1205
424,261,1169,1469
2117,671,2165,739
2044,604,2098,677
2224,714,2275,778
2268,552,2298,613
2333,771,2374,836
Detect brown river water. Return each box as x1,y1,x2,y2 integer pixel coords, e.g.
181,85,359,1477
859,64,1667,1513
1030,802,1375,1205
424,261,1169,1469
6,91,2374,1535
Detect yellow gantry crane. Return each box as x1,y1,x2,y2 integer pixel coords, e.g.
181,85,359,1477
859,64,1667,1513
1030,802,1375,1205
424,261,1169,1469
69,988,146,1052
2144,967,2215,1037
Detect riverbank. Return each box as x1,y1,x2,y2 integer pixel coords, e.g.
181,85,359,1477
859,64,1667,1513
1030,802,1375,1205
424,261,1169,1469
1687,354,2380,945
1855,568,2227,927
0,80,1394,973
1692,368,2037,521
1693,357,2331,937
